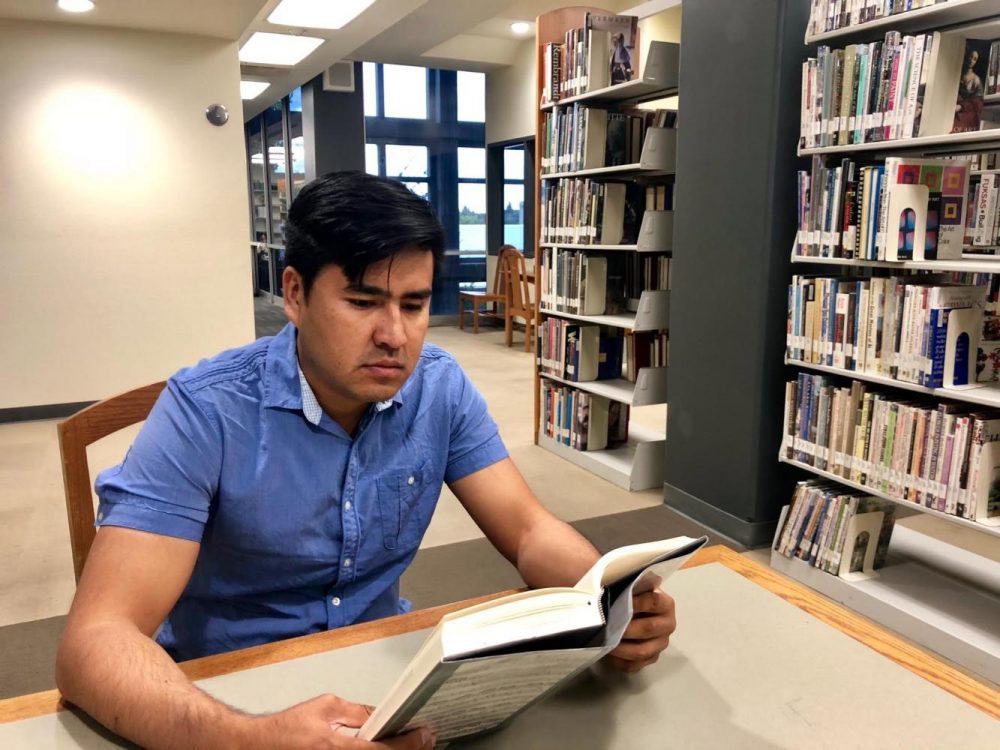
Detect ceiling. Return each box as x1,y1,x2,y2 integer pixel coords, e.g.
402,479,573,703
0,0,642,120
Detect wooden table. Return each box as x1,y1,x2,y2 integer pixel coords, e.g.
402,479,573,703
2,546,998,746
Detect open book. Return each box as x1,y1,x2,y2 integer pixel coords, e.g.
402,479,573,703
359,535,708,743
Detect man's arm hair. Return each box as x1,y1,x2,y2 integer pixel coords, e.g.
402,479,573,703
55,527,255,749
448,458,600,589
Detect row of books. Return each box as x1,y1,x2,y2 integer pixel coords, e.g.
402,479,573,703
775,479,895,576
969,172,1000,247
786,275,984,387
539,320,623,382
801,31,936,149
540,179,641,246
539,249,670,317
794,155,969,260
538,319,668,384
782,372,1000,522
540,106,675,174
540,13,639,105
541,384,629,452
806,1,951,38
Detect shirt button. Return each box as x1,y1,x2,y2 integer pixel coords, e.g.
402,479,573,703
331,597,341,606
343,558,352,568
407,476,415,485
344,500,352,511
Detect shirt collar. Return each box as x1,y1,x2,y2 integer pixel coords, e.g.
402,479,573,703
264,323,403,422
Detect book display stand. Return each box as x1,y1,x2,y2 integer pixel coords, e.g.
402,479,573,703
533,5,680,492
781,0,1000,685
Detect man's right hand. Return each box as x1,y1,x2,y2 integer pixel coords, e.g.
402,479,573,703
247,695,434,749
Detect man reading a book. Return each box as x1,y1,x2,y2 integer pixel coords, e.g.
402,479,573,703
56,171,677,750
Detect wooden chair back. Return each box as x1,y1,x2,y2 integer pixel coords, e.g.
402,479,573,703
58,381,167,582
501,250,537,351
492,244,518,294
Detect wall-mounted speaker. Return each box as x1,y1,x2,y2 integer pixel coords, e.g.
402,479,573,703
322,61,356,92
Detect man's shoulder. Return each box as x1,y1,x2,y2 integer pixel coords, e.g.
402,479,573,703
170,336,271,397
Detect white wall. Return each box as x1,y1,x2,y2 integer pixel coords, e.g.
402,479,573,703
485,39,536,145
0,20,255,409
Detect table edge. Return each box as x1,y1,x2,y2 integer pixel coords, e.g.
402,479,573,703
2,544,996,724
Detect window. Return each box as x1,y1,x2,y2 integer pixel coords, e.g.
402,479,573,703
457,71,485,122
502,144,526,251
288,87,305,199
382,64,427,119
458,147,486,252
363,63,487,314
363,62,378,116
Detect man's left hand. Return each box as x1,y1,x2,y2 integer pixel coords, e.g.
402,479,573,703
606,574,676,674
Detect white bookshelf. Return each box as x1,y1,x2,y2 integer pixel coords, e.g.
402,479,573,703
790,252,1000,273
535,6,677,491
799,128,1000,157
779,457,1000,537
540,289,670,331
784,358,1000,409
805,0,1000,45
540,366,668,407
787,1,1000,685
769,506,1000,684
538,421,666,491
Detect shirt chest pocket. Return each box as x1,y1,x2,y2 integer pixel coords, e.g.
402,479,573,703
375,464,427,550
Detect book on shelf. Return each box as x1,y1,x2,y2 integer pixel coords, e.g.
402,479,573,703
795,155,970,261
540,249,670,317
542,384,630,451
806,1,951,39
539,319,624,382
624,331,669,382
786,274,985,386
782,372,1000,522
540,179,630,244
538,14,641,105
774,479,895,576
799,27,1000,149
359,536,708,743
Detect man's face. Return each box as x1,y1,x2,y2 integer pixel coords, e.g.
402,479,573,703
283,247,433,427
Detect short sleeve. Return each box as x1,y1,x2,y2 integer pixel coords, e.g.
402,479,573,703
444,363,509,483
95,379,222,542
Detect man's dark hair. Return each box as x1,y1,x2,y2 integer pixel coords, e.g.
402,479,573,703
284,171,445,295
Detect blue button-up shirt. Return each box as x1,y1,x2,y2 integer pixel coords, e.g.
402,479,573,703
95,323,508,661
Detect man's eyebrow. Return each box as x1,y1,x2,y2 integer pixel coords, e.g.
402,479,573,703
346,283,432,300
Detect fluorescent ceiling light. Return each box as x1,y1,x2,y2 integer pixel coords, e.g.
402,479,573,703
239,32,324,66
57,0,94,12
268,0,375,30
510,21,531,35
240,81,272,100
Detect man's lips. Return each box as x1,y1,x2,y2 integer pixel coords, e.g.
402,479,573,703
363,361,404,378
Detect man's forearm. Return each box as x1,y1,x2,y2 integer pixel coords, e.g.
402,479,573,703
515,514,601,589
56,620,255,750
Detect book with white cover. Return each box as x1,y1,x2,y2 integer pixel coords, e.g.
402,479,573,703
358,535,708,743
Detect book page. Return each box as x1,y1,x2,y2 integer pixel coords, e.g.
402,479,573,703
575,536,705,594
394,648,603,742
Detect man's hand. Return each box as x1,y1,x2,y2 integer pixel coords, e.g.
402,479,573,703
248,695,434,749
606,574,677,674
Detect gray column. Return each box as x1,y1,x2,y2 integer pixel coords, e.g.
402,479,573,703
302,62,367,179
663,0,807,546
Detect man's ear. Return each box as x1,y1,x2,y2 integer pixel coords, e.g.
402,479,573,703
282,266,305,326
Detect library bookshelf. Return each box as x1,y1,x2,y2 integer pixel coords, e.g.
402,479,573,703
532,5,679,492
782,0,1000,685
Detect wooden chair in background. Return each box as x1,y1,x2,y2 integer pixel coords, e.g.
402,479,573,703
501,249,537,352
58,381,166,583
458,244,517,333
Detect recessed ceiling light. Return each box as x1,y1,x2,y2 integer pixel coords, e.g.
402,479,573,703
239,32,324,66
510,21,531,35
240,81,272,100
57,0,95,12
268,0,375,30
